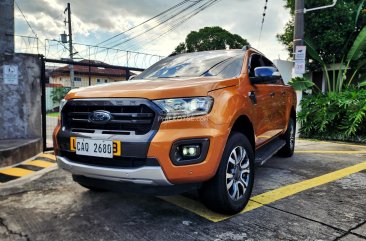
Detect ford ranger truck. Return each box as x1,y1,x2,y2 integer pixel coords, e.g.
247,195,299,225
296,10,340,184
53,48,297,214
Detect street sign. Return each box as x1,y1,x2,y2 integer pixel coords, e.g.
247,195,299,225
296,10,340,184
3,65,18,85
295,46,306,60
294,60,306,74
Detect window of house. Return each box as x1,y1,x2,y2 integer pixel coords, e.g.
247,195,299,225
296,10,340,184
74,77,81,82
97,79,101,83
105,79,108,83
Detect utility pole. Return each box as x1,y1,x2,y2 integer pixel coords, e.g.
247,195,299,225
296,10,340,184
293,0,305,78
65,3,74,88
294,0,304,50
292,0,338,78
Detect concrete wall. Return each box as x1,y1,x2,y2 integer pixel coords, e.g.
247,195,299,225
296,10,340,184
0,53,42,139
0,0,14,55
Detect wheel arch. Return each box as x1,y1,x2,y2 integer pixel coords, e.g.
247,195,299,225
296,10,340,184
230,115,255,151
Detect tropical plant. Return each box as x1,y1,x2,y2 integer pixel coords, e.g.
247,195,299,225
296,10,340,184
304,0,366,92
297,89,366,142
288,77,315,91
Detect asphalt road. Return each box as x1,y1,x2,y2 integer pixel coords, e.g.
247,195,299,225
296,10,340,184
0,140,365,241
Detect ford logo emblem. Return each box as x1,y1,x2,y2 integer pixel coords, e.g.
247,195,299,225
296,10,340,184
88,110,112,124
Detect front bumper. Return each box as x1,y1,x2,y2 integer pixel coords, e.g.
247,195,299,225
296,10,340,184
57,156,172,186
54,98,231,185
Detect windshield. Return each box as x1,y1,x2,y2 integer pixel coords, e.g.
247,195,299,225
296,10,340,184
136,50,245,80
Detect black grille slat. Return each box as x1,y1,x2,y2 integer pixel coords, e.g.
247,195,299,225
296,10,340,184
62,100,156,135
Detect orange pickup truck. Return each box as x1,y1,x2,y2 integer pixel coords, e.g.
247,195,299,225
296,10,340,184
53,47,297,214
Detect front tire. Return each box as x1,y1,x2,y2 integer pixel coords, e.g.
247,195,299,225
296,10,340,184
199,132,255,214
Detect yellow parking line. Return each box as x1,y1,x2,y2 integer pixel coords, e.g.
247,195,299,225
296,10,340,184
295,150,366,154
162,161,366,222
297,139,366,149
38,153,56,161
0,167,34,177
24,160,55,168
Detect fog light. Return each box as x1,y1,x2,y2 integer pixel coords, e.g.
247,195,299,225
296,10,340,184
180,145,200,158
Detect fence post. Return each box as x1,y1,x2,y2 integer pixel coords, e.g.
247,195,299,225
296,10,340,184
40,56,47,152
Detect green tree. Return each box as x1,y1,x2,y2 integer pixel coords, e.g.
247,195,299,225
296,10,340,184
277,0,365,64
173,26,249,54
51,87,71,105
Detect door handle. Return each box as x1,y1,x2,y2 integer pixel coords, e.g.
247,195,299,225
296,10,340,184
248,91,257,105
270,92,275,97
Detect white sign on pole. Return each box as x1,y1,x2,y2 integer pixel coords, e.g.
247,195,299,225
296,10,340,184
295,46,306,60
3,65,19,85
294,60,306,74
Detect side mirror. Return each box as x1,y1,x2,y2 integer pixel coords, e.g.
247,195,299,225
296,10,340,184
250,67,281,84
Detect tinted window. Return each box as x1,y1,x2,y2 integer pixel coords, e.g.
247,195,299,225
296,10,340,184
249,54,262,77
262,57,284,85
137,50,245,80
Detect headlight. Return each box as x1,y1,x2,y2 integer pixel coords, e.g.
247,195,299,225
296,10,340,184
153,97,213,120
59,99,67,113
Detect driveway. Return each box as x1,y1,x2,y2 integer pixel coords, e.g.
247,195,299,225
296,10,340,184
0,140,365,241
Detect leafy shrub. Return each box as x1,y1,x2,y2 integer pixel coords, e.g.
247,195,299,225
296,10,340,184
51,87,71,105
298,89,366,142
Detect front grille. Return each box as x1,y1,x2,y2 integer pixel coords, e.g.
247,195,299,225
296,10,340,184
62,99,156,135
61,151,160,169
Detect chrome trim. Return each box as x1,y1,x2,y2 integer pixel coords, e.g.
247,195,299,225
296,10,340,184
57,156,172,186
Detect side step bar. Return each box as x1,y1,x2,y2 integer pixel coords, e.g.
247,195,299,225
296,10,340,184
255,138,286,166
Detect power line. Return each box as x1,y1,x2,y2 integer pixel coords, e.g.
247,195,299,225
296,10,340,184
105,0,204,50
97,0,192,47
96,0,218,54
15,0,38,39
258,0,269,46
121,0,221,53
99,1,195,49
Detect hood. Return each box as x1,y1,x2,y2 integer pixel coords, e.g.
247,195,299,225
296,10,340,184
65,77,238,100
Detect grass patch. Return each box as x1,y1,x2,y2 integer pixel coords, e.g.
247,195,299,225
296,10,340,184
47,112,59,117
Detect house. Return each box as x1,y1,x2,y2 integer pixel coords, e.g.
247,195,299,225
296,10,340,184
49,60,128,87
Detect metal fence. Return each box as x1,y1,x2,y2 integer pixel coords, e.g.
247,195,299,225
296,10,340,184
41,58,145,151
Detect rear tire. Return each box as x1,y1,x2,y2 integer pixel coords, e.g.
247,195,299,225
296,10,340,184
277,117,296,157
199,132,255,214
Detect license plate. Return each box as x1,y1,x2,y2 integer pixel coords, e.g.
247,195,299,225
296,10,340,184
70,137,121,158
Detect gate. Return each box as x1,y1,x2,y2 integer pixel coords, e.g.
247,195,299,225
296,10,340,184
41,57,145,151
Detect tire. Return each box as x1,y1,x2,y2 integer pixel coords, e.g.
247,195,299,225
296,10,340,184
277,117,296,157
199,132,255,214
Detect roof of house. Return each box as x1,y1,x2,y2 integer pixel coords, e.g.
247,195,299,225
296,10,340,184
50,60,127,77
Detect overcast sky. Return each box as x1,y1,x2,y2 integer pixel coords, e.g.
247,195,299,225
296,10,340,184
14,0,291,62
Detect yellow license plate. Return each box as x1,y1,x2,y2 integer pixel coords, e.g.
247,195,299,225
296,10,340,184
70,137,121,156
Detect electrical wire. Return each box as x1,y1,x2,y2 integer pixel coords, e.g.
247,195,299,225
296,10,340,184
98,0,192,46
106,0,203,50
258,0,268,46
117,0,221,54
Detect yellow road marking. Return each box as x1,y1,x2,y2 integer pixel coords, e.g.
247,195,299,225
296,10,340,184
295,150,366,154
38,153,56,161
162,161,366,222
0,167,34,177
24,160,55,168
297,139,366,149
